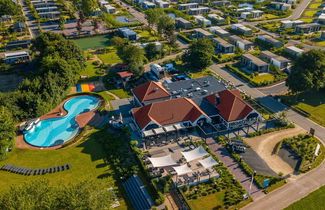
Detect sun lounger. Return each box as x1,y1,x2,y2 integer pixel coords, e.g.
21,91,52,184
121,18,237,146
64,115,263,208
61,165,65,171
66,164,72,170
56,166,61,172
52,167,57,173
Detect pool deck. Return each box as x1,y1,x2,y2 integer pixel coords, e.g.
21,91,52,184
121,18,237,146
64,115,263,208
16,95,102,150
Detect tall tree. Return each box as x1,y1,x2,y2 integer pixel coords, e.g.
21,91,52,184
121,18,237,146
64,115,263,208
92,18,99,34
286,49,325,92
157,15,176,44
0,0,20,16
144,8,164,29
76,20,82,35
182,38,214,70
0,106,16,160
81,0,99,16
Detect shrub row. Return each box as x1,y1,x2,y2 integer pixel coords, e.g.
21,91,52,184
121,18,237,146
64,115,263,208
177,33,192,43
247,123,295,137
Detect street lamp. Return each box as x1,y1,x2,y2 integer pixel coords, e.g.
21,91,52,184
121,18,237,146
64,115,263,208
249,170,256,195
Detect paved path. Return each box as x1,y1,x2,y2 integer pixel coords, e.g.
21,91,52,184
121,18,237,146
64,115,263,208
257,81,288,95
206,138,265,200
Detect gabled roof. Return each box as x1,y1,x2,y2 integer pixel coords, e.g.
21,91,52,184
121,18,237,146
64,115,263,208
217,89,254,122
132,81,170,103
131,97,208,129
205,94,216,106
117,71,133,78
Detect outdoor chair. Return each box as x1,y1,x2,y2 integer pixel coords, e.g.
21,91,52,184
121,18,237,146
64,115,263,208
67,164,72,169
41,169,46,175
61,165,65,171
56,166,61,172
52,167,57,173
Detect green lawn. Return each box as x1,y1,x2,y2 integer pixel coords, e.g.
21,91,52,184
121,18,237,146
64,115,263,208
251,73,275,83
262,14,279,19
299,18,315,23
281,90,325,127
0,129,127,209
303,10,318,17
187,192,225,210
285,185,325,210
109,89,131,99
97,47,122,64
309,3,322,9
73,35,112,50
135,29,160,42
0,129,128,208
80,61,106,82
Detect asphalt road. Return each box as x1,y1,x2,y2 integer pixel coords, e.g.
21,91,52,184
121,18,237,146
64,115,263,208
257,82,288,95
209,64,325,209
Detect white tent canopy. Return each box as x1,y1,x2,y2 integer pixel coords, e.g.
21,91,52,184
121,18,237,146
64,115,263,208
163,125,176,132
143,129,155,137
148,154,177,167
199,156,218,169
173,164,193,176
153,127,165,135
181,146,209,162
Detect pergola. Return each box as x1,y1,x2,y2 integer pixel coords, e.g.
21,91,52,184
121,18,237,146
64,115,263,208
148,154,178,168
143,130,155,137
181,146,209,162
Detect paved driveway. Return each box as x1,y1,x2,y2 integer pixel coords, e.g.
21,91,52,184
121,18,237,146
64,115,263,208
206,138,265,200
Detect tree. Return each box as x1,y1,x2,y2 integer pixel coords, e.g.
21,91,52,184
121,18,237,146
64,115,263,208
157,15,176,43
286,49,325,92
144,8,164,29
92,18,99,34
0,0,19,16
76,20,82,35
111,36,129,49
182,38,214,70
145,43,160,60
0,106,16,160
59,16,66,30
78,10,86,23
80,0,98,16
225,16,231,25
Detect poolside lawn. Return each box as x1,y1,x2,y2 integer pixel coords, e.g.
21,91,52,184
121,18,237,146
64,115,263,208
0,129,127,209
285,185,325,210
97,47,122,65
303,10,318,17
251,73,275,84
281,90,325,127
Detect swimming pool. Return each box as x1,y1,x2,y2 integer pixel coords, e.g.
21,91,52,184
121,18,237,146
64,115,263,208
24,96,100,147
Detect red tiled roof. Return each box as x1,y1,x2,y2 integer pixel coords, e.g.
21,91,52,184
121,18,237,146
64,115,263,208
131,98,208,130
132,81,171,103
117,71,133,78
205,94,217,106
217,89,253,122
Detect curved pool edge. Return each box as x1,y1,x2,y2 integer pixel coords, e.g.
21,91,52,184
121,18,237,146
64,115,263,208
19,94,103,150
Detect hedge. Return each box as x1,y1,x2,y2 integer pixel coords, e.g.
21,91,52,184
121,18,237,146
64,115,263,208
226,64,260,87
247,123,295,137
177,33,192,43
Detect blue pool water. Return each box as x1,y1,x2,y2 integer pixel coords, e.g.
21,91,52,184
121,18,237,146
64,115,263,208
24,96,100,147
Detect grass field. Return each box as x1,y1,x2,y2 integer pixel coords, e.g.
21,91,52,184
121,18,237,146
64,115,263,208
251,73,275,84
73,35,112,50
281,90,325,127
97,47,122,64
0,128,127,209
303,10,318,17
299,18,314,23
187,192,225,209
135,29,160,42
285,185,325,210
309,3,322,8
80,61,106,82
109,89,131,98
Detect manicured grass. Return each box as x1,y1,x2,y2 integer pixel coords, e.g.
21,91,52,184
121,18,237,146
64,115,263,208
109,89,131,99
285,185,325,210
309,3,322,9
251,73,275,84
135,29,160,42
0,128,127,209
303,10,318,17
310,38,325,46
80,61,105,82
187,192,225,210
281,90,325,127
97,47,122,64
73,35,111,50
262,14,279,19
299,18,314,23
